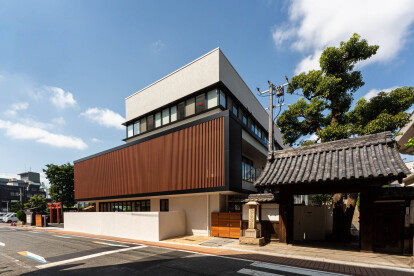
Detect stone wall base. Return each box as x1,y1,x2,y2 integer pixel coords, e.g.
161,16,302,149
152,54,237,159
239,236,265,246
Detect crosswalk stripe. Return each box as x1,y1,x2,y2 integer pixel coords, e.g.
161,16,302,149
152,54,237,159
0,242,5,246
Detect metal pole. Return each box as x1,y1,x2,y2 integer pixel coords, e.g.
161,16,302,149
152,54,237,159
268,82,274,156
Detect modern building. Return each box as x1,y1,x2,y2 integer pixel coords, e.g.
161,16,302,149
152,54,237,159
0,171,47,212
72,48,286,239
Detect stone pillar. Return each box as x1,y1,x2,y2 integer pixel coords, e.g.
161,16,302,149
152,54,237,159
239,201,265,245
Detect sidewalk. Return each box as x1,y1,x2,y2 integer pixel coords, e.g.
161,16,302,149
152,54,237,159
5,226,414,276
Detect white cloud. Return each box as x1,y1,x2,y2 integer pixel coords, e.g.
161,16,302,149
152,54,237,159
294,50,322,75
81,107,125,130
43,86,77,109
0,119,87,150
273,0,414,74
364,86,399,100
91,138,103,143
51,117,66,126
4,102,29,117
11,102,29,111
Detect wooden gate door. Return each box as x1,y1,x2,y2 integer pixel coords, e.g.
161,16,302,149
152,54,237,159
211,212,240,238
373,202,405,254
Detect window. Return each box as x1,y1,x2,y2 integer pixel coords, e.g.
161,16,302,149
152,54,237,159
219,90,226,108
177,102,185,120
155,112,161,128
127,125,133,138
134,121,140,135
185,98,195,116
232,105,238,116
196,94,206,113
251,123,255,133
242,115,247,125
242,156,260,182
207,89,218,109
170,105,177,122
140,118,147,133
147,115,154,131
135,200,150,212
160,199,169,212
162,108,170,125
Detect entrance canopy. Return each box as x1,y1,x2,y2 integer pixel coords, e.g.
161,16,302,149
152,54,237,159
254,132,410,191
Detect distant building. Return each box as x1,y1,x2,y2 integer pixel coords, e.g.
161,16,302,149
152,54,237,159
0,171,47,212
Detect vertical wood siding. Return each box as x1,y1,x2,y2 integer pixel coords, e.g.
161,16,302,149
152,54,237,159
75,118,225,200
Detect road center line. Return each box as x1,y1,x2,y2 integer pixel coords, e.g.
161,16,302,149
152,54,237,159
36,245,147,269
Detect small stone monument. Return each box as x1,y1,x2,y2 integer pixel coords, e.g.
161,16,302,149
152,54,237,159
239,201,265,245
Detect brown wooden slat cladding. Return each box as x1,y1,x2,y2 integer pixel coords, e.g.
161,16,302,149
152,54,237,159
75,118,225,200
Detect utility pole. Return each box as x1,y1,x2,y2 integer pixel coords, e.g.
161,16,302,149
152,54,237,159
257,76,290,159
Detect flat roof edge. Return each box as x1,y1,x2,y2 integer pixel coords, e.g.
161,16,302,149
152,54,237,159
125,47,221,100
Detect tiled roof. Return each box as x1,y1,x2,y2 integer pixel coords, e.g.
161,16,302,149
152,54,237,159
244,193,277,203
254,132,410,187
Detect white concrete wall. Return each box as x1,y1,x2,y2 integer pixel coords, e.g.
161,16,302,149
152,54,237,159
64,211,186,242
163,193,222,236
125,49,220,121
293,205,333,241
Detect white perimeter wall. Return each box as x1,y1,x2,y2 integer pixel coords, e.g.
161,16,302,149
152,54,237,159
64,211,185,241
151,193,221,236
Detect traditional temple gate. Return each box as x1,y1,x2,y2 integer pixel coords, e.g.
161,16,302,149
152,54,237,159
244,132,411,253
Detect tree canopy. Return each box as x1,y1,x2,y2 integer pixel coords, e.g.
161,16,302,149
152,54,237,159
43,163,75,207
277,33,414,145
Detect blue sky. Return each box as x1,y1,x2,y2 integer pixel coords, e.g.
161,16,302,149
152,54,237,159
1,0,414,184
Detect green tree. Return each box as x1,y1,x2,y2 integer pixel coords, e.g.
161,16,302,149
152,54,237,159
24,194,47,213
43,163,75,207
277,33,414,241
10,201,22,213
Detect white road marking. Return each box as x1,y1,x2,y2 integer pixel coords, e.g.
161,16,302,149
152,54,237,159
0,242,5,246
53,235,72,239
250,262,348,276
238,268,283,276
36,245,147,269
18,251,47,263
93,241,128,247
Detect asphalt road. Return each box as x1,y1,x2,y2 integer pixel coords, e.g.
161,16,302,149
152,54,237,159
0,224,348,276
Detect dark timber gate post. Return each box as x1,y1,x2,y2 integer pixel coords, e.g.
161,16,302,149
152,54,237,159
279,189,294,244
360,186,375,252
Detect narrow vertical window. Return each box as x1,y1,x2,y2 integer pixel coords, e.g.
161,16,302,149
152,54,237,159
196,94,206,113
140,118,147,133
170,106,177,122
162,108,170,125
134,121,140,135
242,115,247,125
147,115,154,131
207,89,218,109
160,199,169,212
155,112,161,128
185,98,195,116
127,125,133,138
177,102,185,120
219,90,226,108
232,105,238,116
